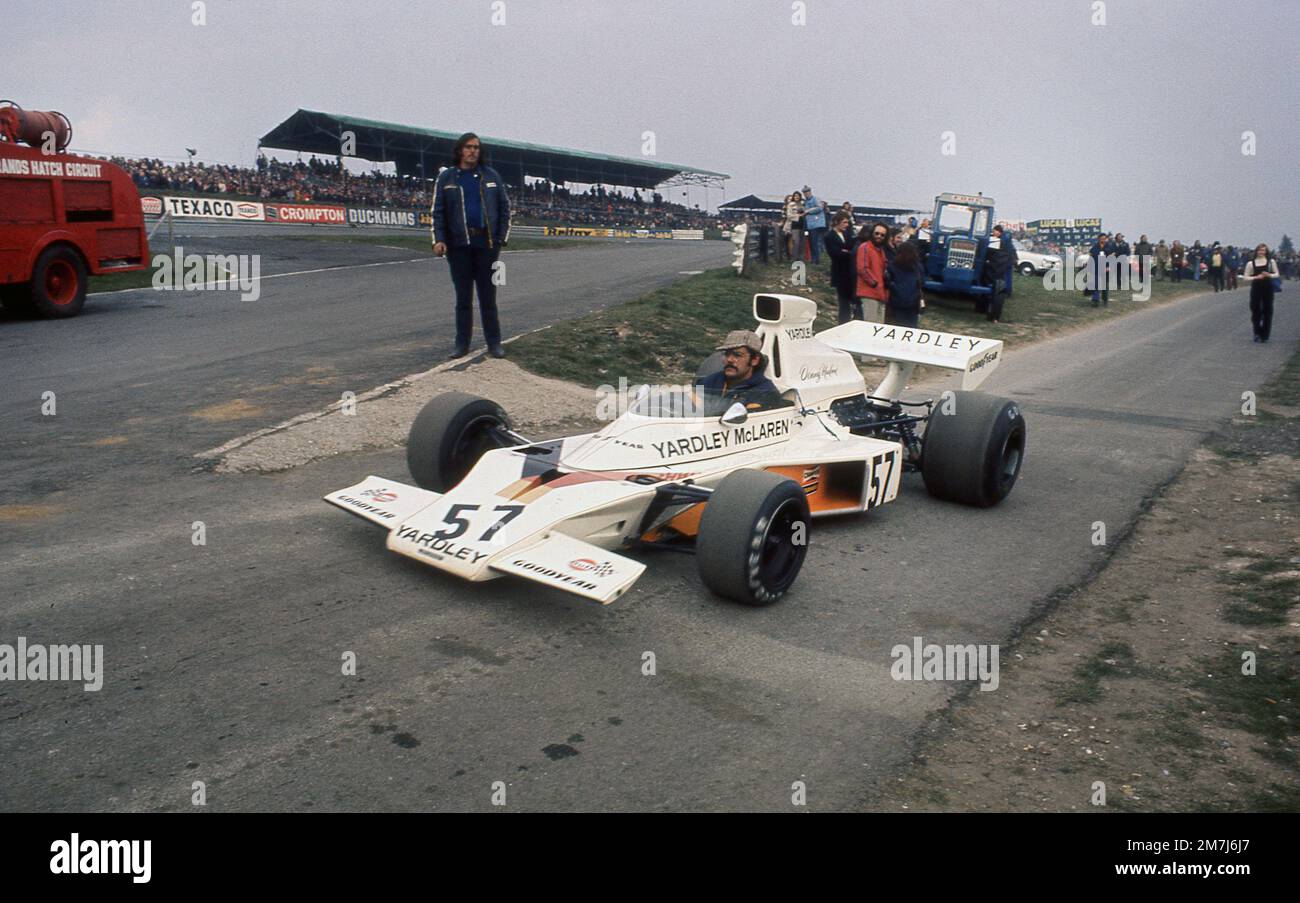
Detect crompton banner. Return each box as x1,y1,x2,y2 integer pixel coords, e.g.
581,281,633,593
265,203,347,224
163,196,265,220
1026,218,1102,244
347,207,418,228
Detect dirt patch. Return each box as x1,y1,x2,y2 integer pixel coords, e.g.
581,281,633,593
209,354,602,474
869,358,1300,813
84,436,129,447
0,503,68,523
191,399,268,423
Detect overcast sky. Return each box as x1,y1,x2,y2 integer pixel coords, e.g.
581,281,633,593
8,0,1297,245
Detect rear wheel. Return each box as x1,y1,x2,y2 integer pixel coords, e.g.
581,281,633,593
922,391,1026,507
406,392,512,492
696,470,810,606
30,245,88,318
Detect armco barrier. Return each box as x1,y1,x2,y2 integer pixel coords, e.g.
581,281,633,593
142,194,712,239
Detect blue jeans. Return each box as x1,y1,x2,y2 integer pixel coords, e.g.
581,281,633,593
807,228,826,264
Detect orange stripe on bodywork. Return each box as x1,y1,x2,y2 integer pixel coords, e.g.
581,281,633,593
766,464,861,512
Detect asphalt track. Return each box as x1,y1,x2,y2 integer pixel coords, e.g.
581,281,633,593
1,254,1294,811
0,232,726,508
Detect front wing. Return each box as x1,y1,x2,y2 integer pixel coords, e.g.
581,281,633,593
324,476,646,604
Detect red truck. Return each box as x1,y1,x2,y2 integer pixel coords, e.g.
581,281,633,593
0,101,148,318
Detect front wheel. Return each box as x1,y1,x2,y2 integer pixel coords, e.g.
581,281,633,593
922,391,1026,507
695,470,810,606
1018,262,1036,276
406,392,512,492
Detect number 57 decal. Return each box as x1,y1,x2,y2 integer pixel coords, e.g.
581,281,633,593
432,504,525,542
866,451,897,509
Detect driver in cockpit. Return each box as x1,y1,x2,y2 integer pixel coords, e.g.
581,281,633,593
695,330,781,412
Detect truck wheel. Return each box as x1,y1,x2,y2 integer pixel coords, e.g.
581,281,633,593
696,470,810,606
406,392,511,492
31,245,88,318
1018,262,1036,276
922,391,1026,507
0,283,35,317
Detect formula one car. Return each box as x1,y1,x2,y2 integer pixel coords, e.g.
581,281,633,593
325,293,1025,605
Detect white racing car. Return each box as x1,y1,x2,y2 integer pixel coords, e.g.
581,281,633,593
325,294,1025,605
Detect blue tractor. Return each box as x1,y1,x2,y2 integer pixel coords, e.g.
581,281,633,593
920,192,998,299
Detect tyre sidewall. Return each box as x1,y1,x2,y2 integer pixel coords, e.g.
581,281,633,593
923,392,1025,507
406,394,509,491
697,471,810,605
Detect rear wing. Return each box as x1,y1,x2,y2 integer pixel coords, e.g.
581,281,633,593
815,321,1003,390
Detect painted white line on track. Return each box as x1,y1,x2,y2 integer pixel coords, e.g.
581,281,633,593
88,256,433,297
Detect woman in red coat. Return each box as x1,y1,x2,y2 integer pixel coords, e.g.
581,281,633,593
855,222,890,322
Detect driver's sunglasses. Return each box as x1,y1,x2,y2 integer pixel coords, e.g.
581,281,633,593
722,348,749,359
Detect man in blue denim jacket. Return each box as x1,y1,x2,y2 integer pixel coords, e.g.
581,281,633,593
432,132,512,358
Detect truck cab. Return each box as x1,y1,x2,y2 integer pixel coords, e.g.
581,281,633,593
921,192,996,298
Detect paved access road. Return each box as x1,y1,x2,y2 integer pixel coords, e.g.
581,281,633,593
0,273,1292,811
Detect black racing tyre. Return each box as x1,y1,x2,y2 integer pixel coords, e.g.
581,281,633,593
1018,261,1036,276
696,470,810,606
30,245,88,318
922,391,1026,507
0,282,35,317
406,392,511,492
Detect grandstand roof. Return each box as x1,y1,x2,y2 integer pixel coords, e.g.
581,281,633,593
259,109,729,189
719,194,927,219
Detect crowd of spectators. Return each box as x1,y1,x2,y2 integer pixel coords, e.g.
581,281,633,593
110,154,719,229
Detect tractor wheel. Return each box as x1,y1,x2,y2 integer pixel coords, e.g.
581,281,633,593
406,392,511,492
696,470,810,606
922,391,1026,507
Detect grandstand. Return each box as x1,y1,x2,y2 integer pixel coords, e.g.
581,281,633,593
259,109,728,191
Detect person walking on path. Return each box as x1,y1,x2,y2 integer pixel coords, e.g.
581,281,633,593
1208,242,1226,292
1244,243,1279,342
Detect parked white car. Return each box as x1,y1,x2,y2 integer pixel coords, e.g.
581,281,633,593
991,238,1061,275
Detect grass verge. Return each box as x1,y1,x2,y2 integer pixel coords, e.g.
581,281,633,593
509,257,1210,388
